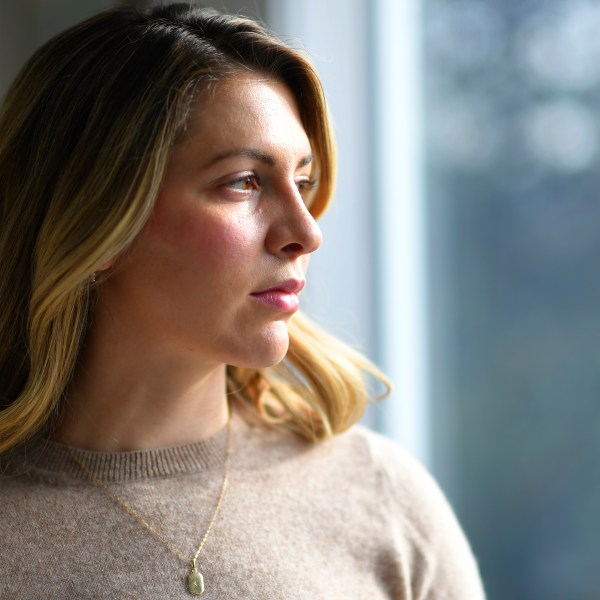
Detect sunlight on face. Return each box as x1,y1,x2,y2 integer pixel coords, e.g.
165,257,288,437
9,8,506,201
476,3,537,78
99,74,323,370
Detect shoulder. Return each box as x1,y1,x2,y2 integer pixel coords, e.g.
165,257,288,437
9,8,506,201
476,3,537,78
324,426,456,534
322,424,444,501
337,426,451,516
327,426,487,599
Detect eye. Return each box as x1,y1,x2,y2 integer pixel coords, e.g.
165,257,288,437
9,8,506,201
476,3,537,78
226,174,261,192
296,177,317,196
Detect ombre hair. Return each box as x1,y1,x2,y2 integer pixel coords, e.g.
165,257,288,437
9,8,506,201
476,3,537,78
0,3,388,453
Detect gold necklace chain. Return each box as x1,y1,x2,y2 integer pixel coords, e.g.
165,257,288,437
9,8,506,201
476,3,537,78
67,417,232,596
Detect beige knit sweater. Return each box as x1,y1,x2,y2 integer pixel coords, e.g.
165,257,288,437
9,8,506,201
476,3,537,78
0,413,485,599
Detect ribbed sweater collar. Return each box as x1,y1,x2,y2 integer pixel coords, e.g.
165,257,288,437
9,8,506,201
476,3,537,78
12,424,229,483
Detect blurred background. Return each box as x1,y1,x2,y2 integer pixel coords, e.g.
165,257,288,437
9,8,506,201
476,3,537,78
2,0,598,598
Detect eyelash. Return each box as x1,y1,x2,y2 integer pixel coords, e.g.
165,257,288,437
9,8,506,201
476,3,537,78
225,174,318,195
296,178,318,194
227,174,261,192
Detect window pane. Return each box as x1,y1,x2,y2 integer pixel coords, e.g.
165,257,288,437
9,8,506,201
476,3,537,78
425,2,600,599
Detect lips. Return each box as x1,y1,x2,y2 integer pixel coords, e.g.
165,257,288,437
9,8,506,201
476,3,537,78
250,279,305,312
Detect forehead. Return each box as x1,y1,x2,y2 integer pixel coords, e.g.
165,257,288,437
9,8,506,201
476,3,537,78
178,74,312,160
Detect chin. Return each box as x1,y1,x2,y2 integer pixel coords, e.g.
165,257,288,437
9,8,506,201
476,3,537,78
234,325,291,369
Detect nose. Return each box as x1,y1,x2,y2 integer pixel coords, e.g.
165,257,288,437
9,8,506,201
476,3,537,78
265,184,323,259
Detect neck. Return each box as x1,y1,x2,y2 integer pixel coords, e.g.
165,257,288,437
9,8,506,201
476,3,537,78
54,314,230,452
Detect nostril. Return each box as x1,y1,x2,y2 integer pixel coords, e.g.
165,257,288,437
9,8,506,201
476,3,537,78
282,242,303,254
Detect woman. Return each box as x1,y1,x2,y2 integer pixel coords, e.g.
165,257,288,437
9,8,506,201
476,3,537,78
0,4,485,598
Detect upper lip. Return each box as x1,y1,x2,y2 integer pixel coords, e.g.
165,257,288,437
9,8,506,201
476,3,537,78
251,278,305,295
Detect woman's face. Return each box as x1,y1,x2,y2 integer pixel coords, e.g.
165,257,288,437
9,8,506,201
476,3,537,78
98,74,322,369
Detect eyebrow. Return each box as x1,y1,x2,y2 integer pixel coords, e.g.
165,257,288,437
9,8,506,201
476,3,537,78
206,148,313,169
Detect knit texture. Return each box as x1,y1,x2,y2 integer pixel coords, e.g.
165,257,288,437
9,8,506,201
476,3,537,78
0,413,485,599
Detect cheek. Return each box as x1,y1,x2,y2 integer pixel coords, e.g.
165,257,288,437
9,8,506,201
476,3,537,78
156,205,262,272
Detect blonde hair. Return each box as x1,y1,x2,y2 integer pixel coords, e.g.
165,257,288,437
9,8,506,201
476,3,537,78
0,4,388,454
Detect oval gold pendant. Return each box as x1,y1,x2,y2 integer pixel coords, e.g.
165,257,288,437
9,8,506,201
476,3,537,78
187,569,204,595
